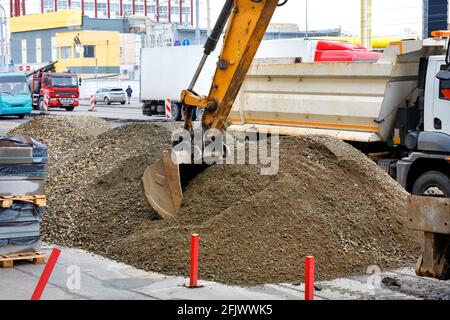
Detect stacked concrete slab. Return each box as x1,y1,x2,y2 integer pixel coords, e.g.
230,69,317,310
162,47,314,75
0,136,48,255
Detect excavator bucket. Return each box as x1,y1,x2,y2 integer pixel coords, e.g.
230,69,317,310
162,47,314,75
142,150,183,219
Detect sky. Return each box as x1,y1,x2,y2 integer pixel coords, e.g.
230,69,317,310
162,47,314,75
199,0,423,38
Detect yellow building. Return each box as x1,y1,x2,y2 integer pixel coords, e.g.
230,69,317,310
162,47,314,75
55,30,121,77
10,9,127,76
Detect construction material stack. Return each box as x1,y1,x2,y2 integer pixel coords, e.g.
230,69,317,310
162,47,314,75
0,136,48,256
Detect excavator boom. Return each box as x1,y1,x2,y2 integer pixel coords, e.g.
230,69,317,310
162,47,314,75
143,0,283,219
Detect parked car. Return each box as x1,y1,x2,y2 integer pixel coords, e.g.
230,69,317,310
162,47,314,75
94,88,127,105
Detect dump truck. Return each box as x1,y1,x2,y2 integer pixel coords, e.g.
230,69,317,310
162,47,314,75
27,61,80,112
227,38,450,197
141,38,380,120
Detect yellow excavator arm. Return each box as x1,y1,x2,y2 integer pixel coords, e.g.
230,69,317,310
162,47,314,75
181,0,281,133
143,0,285,219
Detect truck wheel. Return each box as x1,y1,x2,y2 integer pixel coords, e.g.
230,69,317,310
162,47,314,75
65,107,75,112
38,97,45,111
17,114,25,119
104,97,111,105
171,104,182,121
412,171,450,197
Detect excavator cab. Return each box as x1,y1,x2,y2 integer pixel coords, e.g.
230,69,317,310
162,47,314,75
142,0,285,219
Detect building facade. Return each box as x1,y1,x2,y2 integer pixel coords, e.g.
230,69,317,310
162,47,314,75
2,0,193,24
9,9,135,77
423,0,449,38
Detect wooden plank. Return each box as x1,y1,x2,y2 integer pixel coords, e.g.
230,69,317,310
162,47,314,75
0,196,47,208
0,252,46,269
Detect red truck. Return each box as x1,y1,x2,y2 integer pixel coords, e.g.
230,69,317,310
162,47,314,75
28,62,80,112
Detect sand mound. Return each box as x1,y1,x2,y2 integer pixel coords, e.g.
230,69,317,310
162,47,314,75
110,136,420,285
9,116,112,164
41,123,172,249
9,117,421,286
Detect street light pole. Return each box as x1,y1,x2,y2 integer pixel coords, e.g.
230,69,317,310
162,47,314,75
195,0,200,44
305,0,309,38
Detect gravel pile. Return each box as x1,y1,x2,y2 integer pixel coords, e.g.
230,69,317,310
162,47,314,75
111,136,421,286
42,123,171,249
9,116,112,164
9,117,420,286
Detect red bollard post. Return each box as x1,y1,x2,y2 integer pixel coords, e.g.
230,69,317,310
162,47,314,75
305,256,315,300
31,248,62,300
189,234,200,288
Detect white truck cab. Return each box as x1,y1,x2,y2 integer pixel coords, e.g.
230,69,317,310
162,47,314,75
397,54,450,196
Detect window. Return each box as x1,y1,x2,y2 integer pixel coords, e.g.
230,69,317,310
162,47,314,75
44,74,51,86
84,45,95,58
21,39,27,64
439,80,450,100
0,76,30,96
135,3,144,15
159,5,168,18
36,38,42,64
57,0,69,10
71,0,82,8
98,2,108,16
147,5,156,14
84,1,95,11
60,46,73,59
52,75,78,88
111,3,121,16
439,65,450,100
123,4,132,15
44,0,54,12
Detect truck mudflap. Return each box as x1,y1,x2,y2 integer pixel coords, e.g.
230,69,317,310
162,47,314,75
407,196,450,280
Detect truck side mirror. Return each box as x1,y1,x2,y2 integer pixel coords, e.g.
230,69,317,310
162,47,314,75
436,70,450,81
79,78,82,86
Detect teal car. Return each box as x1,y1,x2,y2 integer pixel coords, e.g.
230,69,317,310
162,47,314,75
0,73,33,119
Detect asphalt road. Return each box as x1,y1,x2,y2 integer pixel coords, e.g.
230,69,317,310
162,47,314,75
40,100,162,121
0,101,168,135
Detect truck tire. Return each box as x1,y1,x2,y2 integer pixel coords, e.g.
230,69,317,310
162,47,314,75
17,114,25,119
171,103,182,121
38,96,45,111
412,171,450,197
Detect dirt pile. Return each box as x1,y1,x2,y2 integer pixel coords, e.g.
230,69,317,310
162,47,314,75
42,123,171,249
111,136,421,285
9,116,112,163
9,117,421,286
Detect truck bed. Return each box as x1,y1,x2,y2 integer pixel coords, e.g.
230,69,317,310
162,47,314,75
228,41,433,143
